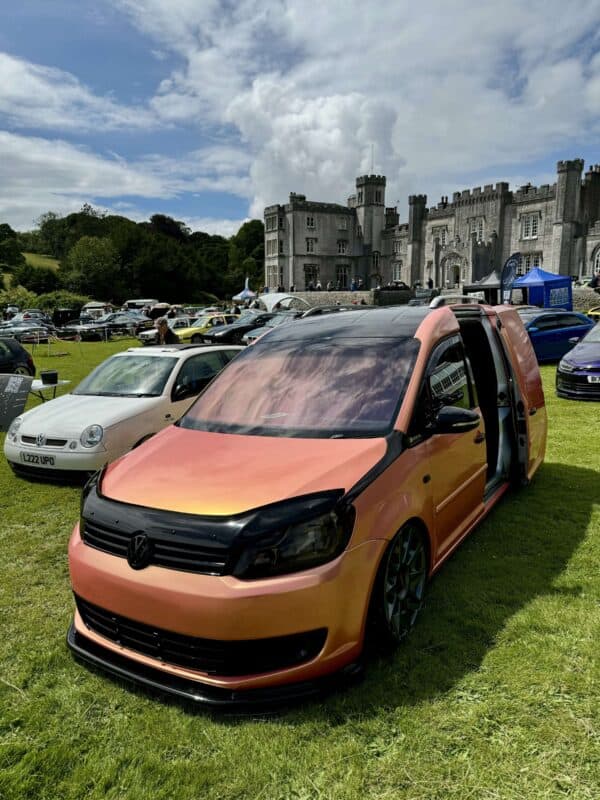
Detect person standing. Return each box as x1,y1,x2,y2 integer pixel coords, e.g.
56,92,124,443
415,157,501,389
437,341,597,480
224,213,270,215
154,316,180,345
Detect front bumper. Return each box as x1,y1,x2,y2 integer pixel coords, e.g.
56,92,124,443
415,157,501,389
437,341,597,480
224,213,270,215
5,438,107,478
68,522,385,698
556,371,600,400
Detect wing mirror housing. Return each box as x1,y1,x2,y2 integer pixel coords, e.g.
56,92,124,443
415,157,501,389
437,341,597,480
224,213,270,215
434,406,481,434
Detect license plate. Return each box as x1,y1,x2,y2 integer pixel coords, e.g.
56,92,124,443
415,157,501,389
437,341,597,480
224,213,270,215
587,375,600,383
20,452,55,466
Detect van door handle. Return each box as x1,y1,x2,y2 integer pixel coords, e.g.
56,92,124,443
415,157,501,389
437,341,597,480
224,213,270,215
529,407,537,416
474,431,486,444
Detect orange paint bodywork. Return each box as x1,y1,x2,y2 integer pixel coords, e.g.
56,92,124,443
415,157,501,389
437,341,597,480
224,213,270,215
68,304,547,698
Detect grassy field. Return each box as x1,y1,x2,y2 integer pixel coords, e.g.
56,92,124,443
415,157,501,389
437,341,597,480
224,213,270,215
0,341,599,800
22,252,61,271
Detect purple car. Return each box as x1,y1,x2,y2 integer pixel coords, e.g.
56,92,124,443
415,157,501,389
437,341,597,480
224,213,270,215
556,323,600,400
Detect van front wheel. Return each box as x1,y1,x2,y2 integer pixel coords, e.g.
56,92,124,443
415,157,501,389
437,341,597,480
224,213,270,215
371,523,428,646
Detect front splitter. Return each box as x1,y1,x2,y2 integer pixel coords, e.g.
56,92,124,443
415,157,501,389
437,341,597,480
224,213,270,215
67,623,364,710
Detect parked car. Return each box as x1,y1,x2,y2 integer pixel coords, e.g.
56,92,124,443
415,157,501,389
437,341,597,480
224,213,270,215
137,316,193,345
175,313,240,343
201,312,275,345
67,303,547,706
61,312,153,341
518,309,594,362
242,311,303,344
0,321,55,343
585,306,600,323
0,337,36,375
4,344,242,480
556,323,600,400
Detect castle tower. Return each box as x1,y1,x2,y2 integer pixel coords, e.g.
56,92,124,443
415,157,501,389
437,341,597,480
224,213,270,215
355,175,386,254
551,159,584,275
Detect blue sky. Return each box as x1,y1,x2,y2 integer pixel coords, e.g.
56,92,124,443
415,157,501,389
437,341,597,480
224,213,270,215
1,0,600,234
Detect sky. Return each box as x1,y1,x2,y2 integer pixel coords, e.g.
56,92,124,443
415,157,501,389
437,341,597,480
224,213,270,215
1,0,600,236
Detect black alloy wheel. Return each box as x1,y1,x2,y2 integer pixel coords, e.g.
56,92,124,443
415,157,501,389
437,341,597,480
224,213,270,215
372,523,428,646
14,364,32,376
191,334,202,343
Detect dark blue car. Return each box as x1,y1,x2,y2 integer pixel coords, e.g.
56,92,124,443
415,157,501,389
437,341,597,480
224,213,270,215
556,323,600,400
518,309,594,362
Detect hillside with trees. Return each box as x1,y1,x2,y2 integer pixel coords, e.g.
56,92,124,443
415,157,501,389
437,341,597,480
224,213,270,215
1,206,264,305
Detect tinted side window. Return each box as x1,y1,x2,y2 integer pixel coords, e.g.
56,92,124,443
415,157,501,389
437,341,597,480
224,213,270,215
428,341,473,411
174,353,225,395
407,338,473,443
532,316,558,331
558,314,587,328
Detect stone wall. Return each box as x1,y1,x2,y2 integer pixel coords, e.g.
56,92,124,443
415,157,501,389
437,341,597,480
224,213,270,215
292,290,373,307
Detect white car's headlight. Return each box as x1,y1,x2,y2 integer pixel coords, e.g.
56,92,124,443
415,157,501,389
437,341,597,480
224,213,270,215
7,416,22,442
80,424,104,448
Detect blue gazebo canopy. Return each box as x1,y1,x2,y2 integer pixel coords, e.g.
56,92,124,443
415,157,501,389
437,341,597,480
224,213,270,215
513,267,572,310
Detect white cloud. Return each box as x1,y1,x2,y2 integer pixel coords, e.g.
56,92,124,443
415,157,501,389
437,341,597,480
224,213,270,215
2,1,600,232
0,52,158,131
0,131,247,232
113,0,600,218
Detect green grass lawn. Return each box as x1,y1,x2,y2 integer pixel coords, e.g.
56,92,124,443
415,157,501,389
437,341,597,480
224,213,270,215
0,344,599,800
22,252,61,271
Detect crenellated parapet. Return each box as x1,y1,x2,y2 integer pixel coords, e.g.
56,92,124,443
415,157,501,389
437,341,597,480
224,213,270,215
557,159,584,173
513,183,557,204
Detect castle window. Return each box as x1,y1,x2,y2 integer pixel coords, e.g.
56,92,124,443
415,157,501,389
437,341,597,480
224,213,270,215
441,228,447,246
336,265,349,289
304,264,319,287
338,217,348,230
375,190,382,203
337,240,347,255
521,213,539,240
358,190,363,204
520,252,542,272
393,240,402,255
265,215,277,231
470,218,485,241
373,251,380,270
267,266,283,289
279,239,284,254
279,216,284,229
266,238,278,256
393,261,403,282
306,216,315,228
306,238,316,253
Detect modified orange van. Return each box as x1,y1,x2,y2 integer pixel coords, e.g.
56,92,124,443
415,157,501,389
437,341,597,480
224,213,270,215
68,304,546,706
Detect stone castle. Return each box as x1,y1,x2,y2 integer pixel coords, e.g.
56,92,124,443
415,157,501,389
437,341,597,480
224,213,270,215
264,159,600,290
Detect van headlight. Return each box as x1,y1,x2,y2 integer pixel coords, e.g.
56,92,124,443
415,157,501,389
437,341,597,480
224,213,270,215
233,491,355,579
7,416,22,442
80,424,104,448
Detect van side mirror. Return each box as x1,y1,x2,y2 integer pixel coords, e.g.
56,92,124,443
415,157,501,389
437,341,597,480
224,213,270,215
434,406,481,434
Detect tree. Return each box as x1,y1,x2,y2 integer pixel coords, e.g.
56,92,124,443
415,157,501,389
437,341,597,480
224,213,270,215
12,263,61,294
61,236,120,299
0,222,25,269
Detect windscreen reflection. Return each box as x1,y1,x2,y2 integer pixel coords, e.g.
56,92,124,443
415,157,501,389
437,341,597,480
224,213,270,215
180,337,419,437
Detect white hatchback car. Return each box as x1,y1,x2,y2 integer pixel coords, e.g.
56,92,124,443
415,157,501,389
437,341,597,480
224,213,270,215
5,344,242,480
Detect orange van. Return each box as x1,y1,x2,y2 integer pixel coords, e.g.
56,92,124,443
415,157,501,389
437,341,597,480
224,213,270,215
68,304,546,706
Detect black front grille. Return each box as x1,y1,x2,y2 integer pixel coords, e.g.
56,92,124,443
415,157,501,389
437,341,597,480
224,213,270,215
10,462,88,483
21,435,68,447
75,595,327,677
556,374,600,398
82,519,229,575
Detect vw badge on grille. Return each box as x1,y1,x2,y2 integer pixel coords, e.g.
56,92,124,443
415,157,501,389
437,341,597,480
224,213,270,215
36,433,46,447
127,533,153,570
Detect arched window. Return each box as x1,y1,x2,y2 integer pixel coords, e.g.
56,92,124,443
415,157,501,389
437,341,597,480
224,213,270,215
594,249,600,271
